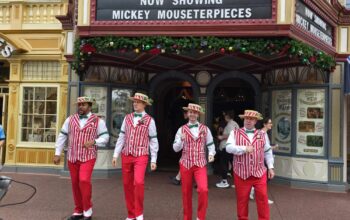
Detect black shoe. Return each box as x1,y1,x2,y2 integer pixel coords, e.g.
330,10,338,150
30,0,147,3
67,215,84,220
169,176,181,185
83,217,92,220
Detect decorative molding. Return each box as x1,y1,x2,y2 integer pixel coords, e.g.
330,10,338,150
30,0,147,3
56,0,74,30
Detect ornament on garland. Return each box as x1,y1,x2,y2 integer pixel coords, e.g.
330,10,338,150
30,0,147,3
220,48,225,54
309,56,316,63
135,48,140,54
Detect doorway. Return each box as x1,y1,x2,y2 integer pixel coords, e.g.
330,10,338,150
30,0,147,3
153,80,194,170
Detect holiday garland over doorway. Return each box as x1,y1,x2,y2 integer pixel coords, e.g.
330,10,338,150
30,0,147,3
72,36,336,74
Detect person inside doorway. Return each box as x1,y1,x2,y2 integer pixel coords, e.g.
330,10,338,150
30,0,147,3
216,110,239,188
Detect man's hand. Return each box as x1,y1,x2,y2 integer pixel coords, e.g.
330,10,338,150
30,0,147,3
53,155,61,165
112,156,118,167
84,140,95,149
150,162,157,171
217,135,223,141
208,155,215,163
268,168,275,179
246,145,254,153
181,133,186,141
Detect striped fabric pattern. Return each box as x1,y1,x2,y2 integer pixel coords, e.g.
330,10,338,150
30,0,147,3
180,123,208,169
122,113,152,157
233,128,266,180
67,114,99,163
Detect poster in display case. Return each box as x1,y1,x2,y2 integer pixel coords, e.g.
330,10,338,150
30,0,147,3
83,86,107,120
296,89,325,156
271,90,292,153
110,89,133,146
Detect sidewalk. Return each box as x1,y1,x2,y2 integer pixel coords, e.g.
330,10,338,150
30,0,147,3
0,172,349,220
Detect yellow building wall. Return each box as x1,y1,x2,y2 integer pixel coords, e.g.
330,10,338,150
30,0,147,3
1,1,68,168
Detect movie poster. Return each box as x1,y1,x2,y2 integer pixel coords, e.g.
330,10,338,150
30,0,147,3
296,89,325,156
271,90,292,153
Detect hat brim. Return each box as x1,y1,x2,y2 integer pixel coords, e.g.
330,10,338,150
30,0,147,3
239,115,263,120
182,107,205,114
128,97,152,105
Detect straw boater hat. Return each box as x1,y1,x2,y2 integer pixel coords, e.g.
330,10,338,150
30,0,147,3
182,103,205,114
76,96,95,104
239,110,263,120
129,92,152,105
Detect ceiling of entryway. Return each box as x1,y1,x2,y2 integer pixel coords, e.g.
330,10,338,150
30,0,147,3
89,50,297,74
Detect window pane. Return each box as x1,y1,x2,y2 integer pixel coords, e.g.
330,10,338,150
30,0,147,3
44,129,56,142
46,102,57,114
34,101,45,114
34,87,46,100
46,87,57,100
23,101,33,114
24,87,34,100
45,115,56,128
22,128,32,141
22,115,33,128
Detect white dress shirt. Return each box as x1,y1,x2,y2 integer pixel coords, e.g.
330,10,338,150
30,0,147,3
55,112,110,156
226,128,274,169
173,121,216,156
113,111,159,163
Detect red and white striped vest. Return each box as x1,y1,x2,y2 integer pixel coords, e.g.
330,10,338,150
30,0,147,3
122,113,152,157
180,124,208,169
67,113,99,163
233,128,266,180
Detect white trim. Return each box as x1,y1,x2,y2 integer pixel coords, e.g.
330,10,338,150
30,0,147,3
340,27,348,53
280,0,286,23
66,31,74,55
83,0,89,25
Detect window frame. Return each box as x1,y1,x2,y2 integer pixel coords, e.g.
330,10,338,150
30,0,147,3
18,83,60,148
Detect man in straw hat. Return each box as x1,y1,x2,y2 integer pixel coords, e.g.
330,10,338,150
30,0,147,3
54,96,110,220
173,103,216,220
226,110,274,220
112,92,159,220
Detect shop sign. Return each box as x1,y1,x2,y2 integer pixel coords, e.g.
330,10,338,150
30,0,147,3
0,38,14,58
96,0,272,21
295,0,333,46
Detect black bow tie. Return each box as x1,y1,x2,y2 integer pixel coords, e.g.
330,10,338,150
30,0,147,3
79,115,88,119
134,113,142,117
189,124,198,129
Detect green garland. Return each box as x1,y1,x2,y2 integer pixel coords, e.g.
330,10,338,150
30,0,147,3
72,36,336,74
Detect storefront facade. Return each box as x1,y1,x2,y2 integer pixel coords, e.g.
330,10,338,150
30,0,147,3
2,0,348,190
0,0,69,172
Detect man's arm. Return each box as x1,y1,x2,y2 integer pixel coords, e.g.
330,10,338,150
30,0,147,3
148,118,159,164
54,117,70,164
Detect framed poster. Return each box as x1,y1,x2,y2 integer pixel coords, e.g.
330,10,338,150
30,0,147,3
271,90,292,153
296,89,325,156
83,86,107,120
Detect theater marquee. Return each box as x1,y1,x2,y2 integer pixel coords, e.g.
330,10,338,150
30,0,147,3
95,0,272,21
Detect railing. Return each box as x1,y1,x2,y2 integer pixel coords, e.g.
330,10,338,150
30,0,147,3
23,3,66,24
0,2,67,27
0,5,11,24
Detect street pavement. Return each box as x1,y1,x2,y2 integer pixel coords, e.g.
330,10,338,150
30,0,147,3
0,172,349,220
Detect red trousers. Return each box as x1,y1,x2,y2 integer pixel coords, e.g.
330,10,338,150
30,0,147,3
68,158,96,214
180,164,208,220
234,172,269,220
122,155,148,219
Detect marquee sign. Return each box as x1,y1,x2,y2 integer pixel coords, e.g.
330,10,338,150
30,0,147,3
95,0,272,21
295,0,333,46
0,38,14,58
